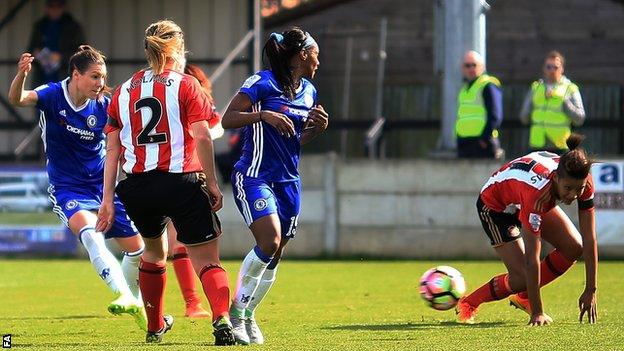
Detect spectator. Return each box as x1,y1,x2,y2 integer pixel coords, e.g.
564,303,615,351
455,50,503,159
520,51,586,154
27,0,86,87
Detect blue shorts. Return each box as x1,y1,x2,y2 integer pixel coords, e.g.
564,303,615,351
48,184,138,239
231,170,301,238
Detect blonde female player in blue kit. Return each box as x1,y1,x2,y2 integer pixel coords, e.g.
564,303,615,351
222,27,329,344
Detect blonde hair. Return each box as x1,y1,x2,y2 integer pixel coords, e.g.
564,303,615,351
144,20,186,74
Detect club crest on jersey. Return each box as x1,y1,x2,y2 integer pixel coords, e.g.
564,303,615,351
254,198,268,211
529,213,542,232
86,115,98,129
65,200,78,210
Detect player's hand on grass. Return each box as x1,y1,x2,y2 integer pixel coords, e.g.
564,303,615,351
17,53,34,76
96,201,115,233
579,289,597,324
305,105,329,132
205,180,223,212
528,313,552,326
261,110,295,137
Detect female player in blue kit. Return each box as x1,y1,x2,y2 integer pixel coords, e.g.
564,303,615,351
222,27,329,345
8,46,146,330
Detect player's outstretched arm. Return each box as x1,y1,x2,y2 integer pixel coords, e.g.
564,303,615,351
96,130,121,233
8,53,38,107
578,208,598,324
522,229,552,326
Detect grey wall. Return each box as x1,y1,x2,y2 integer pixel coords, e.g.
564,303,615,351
210,154,624,259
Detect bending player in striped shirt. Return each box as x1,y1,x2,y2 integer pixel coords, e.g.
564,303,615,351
456,134,598,326
8,46,147,330
222,27,329,344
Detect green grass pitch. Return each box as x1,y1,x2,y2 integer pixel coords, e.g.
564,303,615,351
1,259,623,350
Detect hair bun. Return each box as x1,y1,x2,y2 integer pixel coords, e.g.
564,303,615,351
566,133,586,151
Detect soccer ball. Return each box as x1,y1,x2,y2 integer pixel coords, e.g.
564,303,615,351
419,266,466,311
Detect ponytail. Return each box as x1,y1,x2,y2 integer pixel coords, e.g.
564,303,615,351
262,27,314,100
144,20,186,74
557,133,593,180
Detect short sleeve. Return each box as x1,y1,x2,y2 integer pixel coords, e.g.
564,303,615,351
578,175,595,211
34,84,53,111
104,88,121,134
239,73,266,104
183,77,214,125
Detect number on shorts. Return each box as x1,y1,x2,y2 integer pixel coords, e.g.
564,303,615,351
134,96,167,145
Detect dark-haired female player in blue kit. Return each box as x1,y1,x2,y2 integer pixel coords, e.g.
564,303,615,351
222,27,328,345
8,46,146,330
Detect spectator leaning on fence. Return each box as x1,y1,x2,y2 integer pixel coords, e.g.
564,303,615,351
520,51,586,154
455,50,503,159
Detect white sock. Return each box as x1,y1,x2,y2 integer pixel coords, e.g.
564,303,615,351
79,226,132,297
121,247,143,300
231,246,272,317
246,265,277,318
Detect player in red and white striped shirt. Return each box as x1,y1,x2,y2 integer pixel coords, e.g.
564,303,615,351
456,134,598,326
96,20,235,345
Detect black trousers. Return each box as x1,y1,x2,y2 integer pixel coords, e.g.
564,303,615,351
457,137,501,159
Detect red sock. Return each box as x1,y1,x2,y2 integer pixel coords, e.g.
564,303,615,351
172,247,201,306
199,265,230,322
464,274,512,307
518,250,575,299
139,259,167,332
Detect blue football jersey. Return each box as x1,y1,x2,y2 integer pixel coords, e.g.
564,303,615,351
35,78,108,187
235,70,317,182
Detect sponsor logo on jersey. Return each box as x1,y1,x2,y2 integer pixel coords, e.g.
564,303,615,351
65,200,78,210
529,213,542,232
59,109,66,116
281,105,309,118
86,115,98,129
242,74,261,89
66,124,95,140
254,198,268,211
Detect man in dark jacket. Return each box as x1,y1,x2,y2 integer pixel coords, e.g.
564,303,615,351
28,0,86,87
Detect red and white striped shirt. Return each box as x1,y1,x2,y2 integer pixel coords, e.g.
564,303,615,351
480,151,594,234
106,69,215,174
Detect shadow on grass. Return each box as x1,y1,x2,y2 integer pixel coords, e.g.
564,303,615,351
324,321,506,331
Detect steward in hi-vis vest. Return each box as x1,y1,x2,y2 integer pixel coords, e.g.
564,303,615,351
455,50,503,159
520,51,586,154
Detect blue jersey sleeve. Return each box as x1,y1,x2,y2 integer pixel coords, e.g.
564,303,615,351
239,73,268,104
34,83,55,111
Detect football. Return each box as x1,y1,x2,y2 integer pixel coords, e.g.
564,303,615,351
419,266,466,310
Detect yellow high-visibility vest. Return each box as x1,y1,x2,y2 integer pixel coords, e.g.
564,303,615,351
455,74,501,138
529,78,579,149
